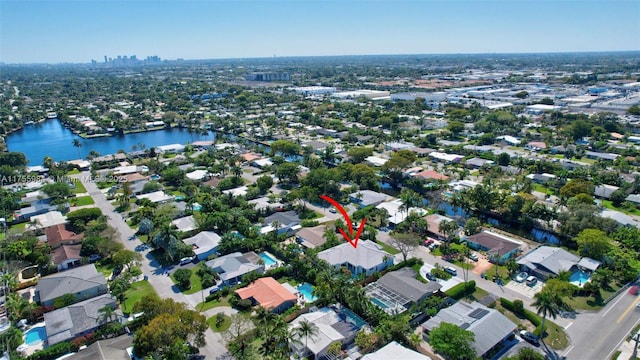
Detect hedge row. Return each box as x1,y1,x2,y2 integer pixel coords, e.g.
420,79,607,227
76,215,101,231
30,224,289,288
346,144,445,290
499,297,543,333
445,281,476,300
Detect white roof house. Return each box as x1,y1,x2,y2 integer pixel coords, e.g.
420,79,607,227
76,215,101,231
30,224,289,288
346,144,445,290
156,144,186,153
289,307,362,359
361,341,431,360
365,156,388,167
222,186,249,197
318,240,394,276
171,215,198,233
136,191,173,203
186,169,209,181
428,152,464,163
376,199,427,225
183,231,221,260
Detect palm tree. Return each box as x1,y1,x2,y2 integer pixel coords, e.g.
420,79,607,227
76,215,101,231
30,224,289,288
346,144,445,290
72,139,82,159
294,320,319,358
532,290,561,343
97,304,117,325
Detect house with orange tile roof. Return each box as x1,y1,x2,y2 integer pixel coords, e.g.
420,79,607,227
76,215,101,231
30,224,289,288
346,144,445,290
235,277,297,313
52,244,83,271
413,169,449,182
45,224,84,249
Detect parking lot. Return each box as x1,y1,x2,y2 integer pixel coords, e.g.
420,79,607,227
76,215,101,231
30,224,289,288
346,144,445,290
504,278,544,298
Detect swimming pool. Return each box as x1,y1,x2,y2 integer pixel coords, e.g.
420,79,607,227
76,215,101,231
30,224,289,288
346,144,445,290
192,203,202,211
371,297,391,309
25,326,47,345
569,270,591,287
297,283,318,302
340,307,368,328
259,252,277,267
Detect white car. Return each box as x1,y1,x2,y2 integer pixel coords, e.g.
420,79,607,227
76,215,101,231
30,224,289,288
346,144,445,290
526,276,538,287
468,253,479,262
179,256,194,265
515,272,528,283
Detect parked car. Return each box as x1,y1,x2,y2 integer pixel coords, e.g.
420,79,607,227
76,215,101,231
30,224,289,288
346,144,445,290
468,253,479,262
444,266,457,276
519,330,540,345
520,330,540,345
515,272,528,283
180,256,195,265
424,238,434,246
88,254,101,263
209,286,221,295
425,272,437,281
329,208,337,214
428,243,438,251
629,285,639,295
526,276,538,287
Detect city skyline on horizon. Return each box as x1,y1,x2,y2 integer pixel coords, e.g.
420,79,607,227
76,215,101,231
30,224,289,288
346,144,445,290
1,0,639,64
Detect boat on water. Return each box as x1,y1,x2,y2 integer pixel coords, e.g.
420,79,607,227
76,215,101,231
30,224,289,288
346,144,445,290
46,112,57,119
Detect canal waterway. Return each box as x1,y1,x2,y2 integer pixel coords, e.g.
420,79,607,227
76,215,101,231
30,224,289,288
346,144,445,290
6,119,214,165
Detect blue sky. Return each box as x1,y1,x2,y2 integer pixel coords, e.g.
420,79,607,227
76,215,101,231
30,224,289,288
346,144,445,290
1,0,638,63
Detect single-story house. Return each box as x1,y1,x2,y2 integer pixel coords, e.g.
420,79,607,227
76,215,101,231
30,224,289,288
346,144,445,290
413,169,449,182
376,199,427,227
136,191,173,204
385,141,415,152
495,135,521,146
422,301,516,358
13,202,60,222
289,306,363,360
585,151,619,161
35,264,108,306
425,214,457,240
240,152,263,163
361,341,432,360
156,144,186,154
464,231,522,263
44,294,119,345
121,173,149,184
52,244,83,271
183,231,221,261
45,224,84,249
429,152,464,163
465,157,495,169
349,190,389,208
264,210,300,229
253,158,274,169
526,173,557,184
594,184,620,199
186,169,210,181
66,334,133,360
171,215,198,233
525,141,547,151
248,196,283,211
302,140,330,154
235,277,297,314
365,268,441,314
601,209,640,228
318,240,393,276
206,252,264,286
26,211,67,230
365,156,388,167
295,225,328,249
517,246,600,279
222,186,249,197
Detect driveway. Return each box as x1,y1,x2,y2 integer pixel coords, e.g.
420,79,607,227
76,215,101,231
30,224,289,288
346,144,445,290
504,279,544,299
73,172,231,359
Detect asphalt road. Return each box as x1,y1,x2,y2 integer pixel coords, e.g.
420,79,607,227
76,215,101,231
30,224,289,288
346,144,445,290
74,172,230,359
562,285,640,360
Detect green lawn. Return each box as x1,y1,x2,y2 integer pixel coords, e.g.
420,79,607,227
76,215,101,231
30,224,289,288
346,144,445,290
207,314,231,332
375,241,400,255
171,268,203,295
95,260,116,278
197,295,232,312
72,195,95,206
485,264,512,284
66,169,81,175
602,200,640,216
9,222,26,232
532,183,554,196
121,281,157,314
72,181,87,194
564,282,620,311
0,232,4,241
495,301,569,350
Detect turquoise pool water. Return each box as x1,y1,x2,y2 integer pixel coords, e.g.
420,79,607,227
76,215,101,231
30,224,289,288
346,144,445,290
569,270,591,286
297,283,318,302
174,195,185,201
25,326,46,345
371,297,391,309
341,308,367,328
259,252,277,267
192,203,202,211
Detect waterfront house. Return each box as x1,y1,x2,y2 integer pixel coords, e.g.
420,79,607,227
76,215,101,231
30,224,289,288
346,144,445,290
318,240,393,276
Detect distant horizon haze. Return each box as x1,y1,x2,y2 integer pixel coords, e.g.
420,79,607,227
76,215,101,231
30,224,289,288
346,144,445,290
1,0,638,64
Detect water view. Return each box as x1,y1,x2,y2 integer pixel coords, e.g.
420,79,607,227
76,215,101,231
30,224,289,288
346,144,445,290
6,119,214,165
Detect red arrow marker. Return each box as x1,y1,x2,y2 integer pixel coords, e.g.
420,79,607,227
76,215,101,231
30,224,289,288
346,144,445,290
320,195,366,248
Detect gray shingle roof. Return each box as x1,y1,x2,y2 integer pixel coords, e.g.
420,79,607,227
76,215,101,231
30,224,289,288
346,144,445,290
318,240,391,271
35,264,107,305
264,211,300,227
376,268,442,302
44,294,118,345
205,252,262,282
517,246,580,276
183,231,221,256
67,334,133,360
422,301,516,356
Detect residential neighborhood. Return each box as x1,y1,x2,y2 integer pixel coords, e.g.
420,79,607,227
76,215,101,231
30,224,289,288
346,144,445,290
0,50,640,360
